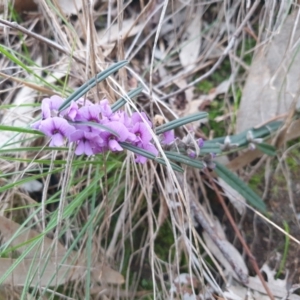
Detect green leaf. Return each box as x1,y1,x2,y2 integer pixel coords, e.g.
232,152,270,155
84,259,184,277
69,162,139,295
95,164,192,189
207,120,283,149
155,112,208,134
200,141,222,154
119,142,156,159
214,161,266,213
256,143,276,156
111,85,143,112
0,125,43,135
164,151,205,169
0,147,68,153
59,60,128,111
119,142,183,172
154,158,184,173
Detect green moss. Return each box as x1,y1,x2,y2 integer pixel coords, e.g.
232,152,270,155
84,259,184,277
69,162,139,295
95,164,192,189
249,168,265,193
154,220,175,261
197,80,214,94
202,100,227,137
212,59,231,84
241,38,256,66
285,146,300,172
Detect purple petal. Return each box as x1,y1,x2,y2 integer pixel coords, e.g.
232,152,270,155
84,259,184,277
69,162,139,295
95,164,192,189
76,105,101,122
143,142,159,157
187,149,196,158
134,142,158,163
31,120,41,130
84,142,94,156
41,95,64,119
50,133,64,146
54,118,76,137
131,123,152,144
198,138,204,148
93,145,106,154
131,112,152,128
39,118,55,136
126,132,138,143
162,130,175,145
69,130,84,142
75,140,85,155
41,100,51,119
62,101,79,121
99,99,113,117
100,121,130,142
39,117,75,138
75,140,94,156
110,111,131,127
108,139,123,151
77,98,93,106
135,155,148,164
49,95,64,110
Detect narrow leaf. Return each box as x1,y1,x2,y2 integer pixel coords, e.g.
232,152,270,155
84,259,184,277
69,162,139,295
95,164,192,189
200,141,222,154
164,151,205,169
111,85,143,112
207,120,283,148
155,158,184,173
119,142,156,159
256,143,277,156
0,125,43,135
214,161,266,213
59,60,128,111
0,147,68,153
119,142,183,172
155,112,208,134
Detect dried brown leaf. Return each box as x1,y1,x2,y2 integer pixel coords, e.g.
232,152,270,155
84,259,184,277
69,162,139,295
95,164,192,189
237,13,300,133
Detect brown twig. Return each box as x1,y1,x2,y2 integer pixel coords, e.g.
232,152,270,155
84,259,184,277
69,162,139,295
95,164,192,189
204,169,275,300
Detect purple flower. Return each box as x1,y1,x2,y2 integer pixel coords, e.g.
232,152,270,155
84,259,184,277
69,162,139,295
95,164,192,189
77,98,93,106
32,95,65,130
61,101,79,121
131,112,152,128
130,122,152,144
69,130,102,156
99,99,113,118
161,130,175,145
39,117,76,147
75,105,101,123
100,121,135,152
42,95,64,119
135,142,158,164
110,111,131,127
187,149,196,158
198,138,204,148
41,101,51,120
31,120,42,130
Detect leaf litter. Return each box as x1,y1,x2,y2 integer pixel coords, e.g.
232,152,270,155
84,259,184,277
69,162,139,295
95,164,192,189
1,1,300,299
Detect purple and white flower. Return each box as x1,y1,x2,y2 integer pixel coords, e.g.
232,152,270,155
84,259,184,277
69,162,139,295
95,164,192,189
39,117,76,147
